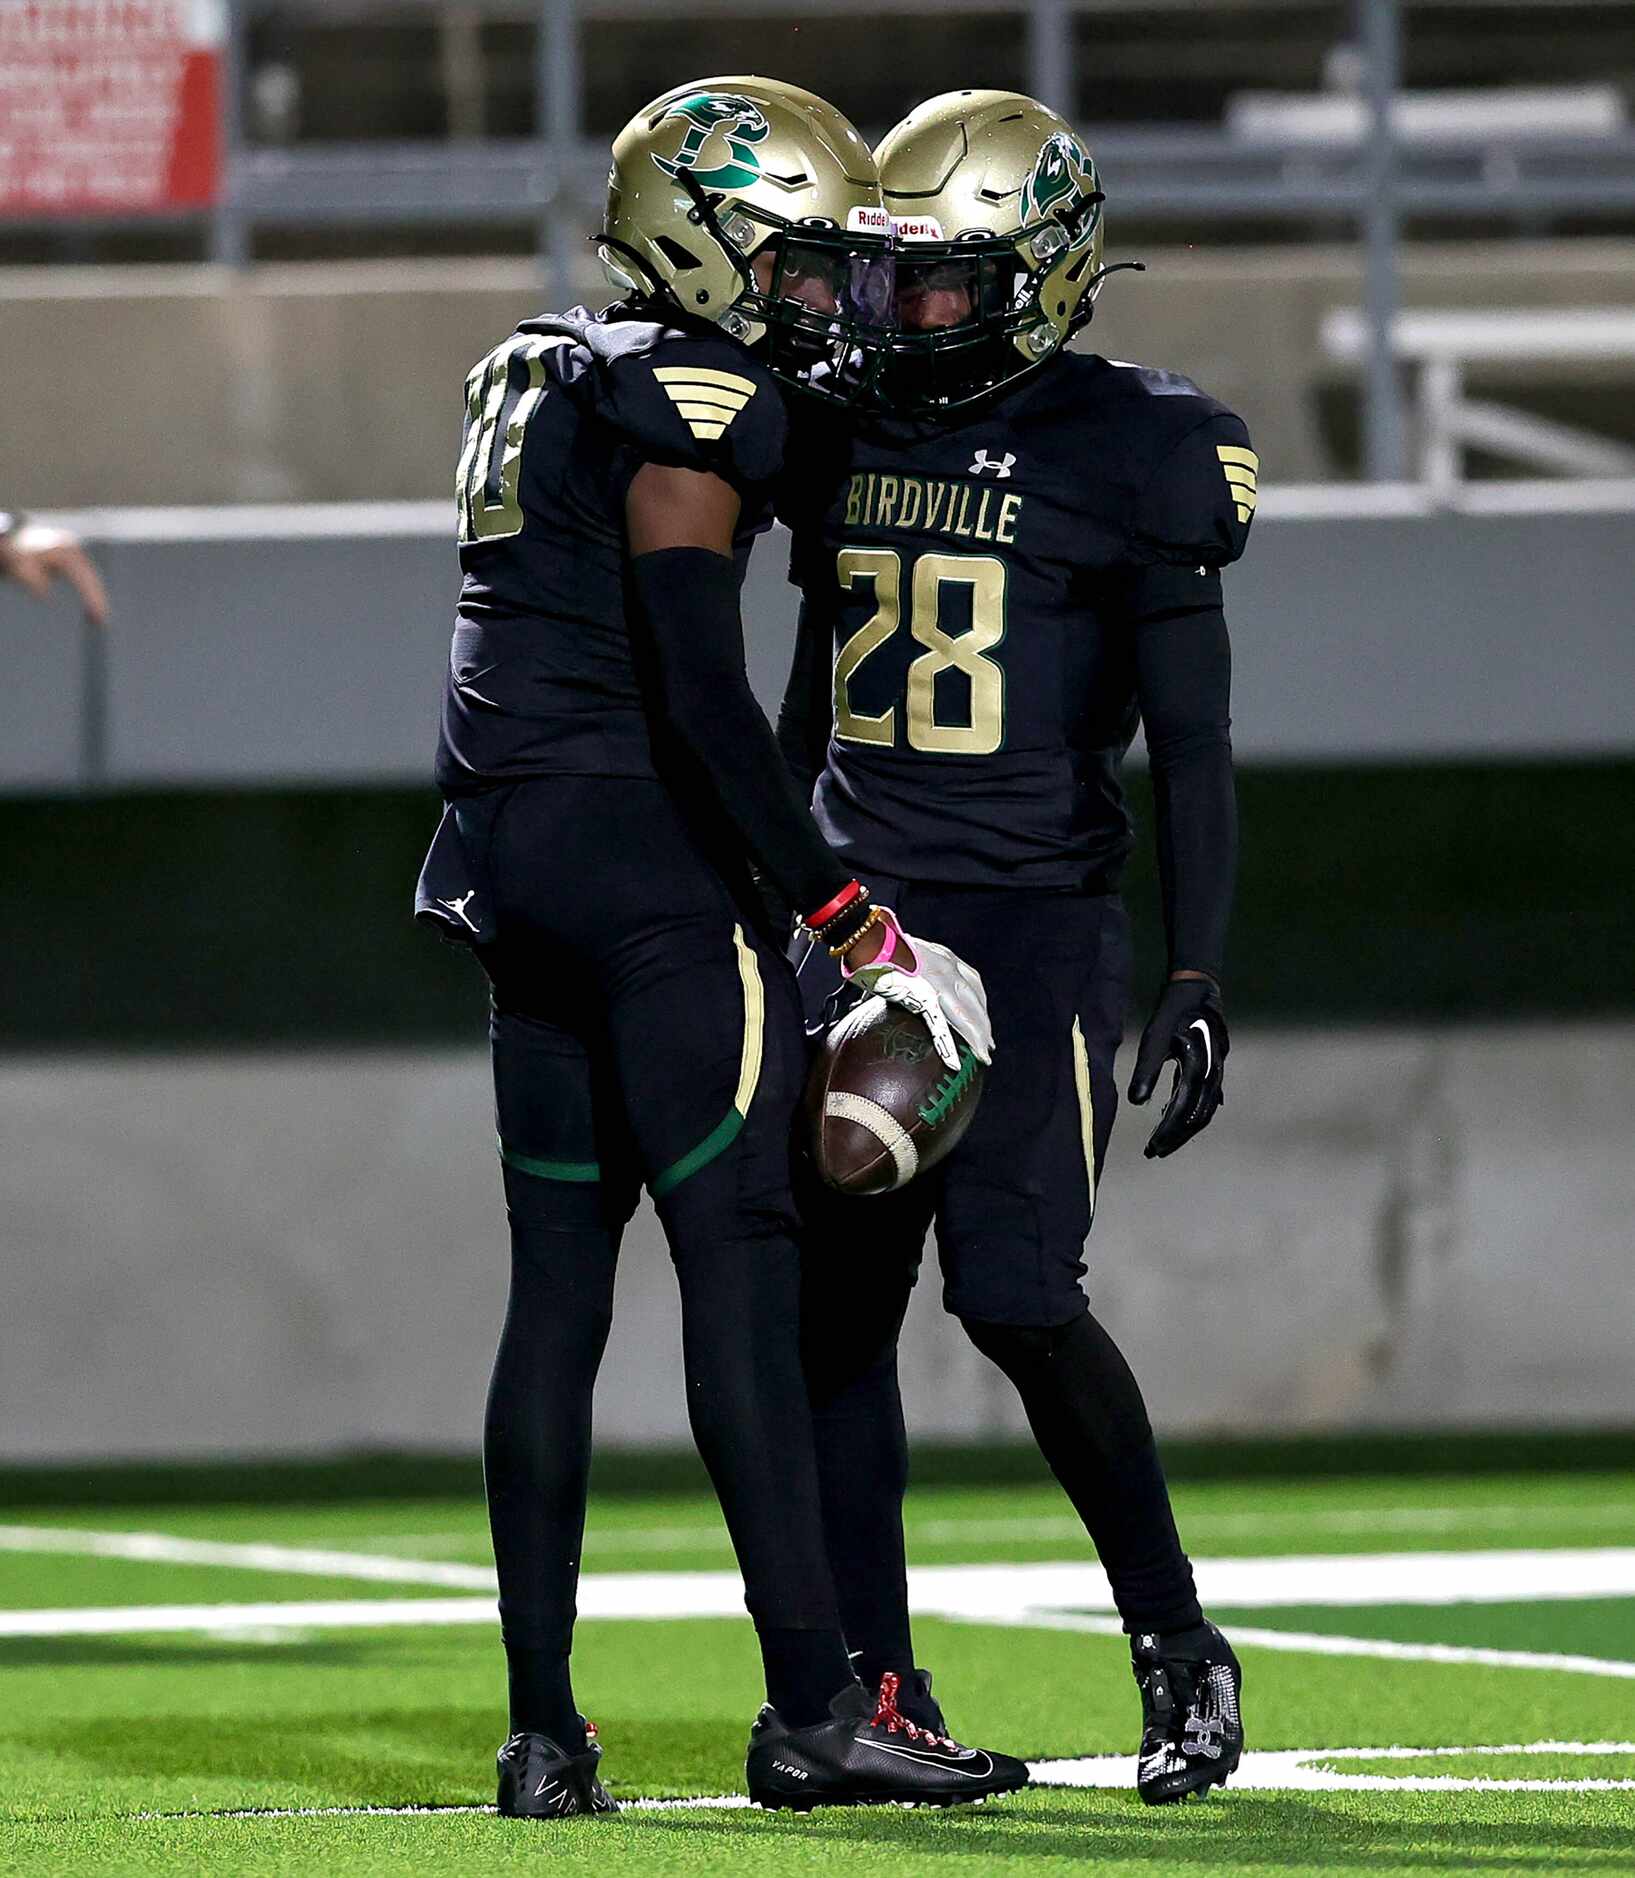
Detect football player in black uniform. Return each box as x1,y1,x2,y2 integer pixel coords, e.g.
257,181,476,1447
416,77,1022,1817
778,91,1251,1805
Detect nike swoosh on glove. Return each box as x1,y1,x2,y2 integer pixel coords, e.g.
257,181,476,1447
843,910,994,1072
1127,979,1228,1159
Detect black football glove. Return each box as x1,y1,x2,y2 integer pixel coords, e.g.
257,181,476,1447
1127,978,1228,1160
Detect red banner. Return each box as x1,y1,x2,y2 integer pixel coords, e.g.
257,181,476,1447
0,1,224,217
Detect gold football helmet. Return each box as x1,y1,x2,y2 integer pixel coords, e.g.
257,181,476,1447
875,90,1115,415
598,76,896,404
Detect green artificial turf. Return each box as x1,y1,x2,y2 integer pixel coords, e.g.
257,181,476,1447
3,1470,1634,1874
8,1789,1635,1878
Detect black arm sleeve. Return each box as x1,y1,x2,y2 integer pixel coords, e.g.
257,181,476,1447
628,545,850,918
774,594,833,802
1129,565,1237,981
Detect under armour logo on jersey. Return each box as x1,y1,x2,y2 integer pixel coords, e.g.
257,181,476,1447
1216,444,1259,523
969,449,1015,479
437,891,479,933
653,365,758,442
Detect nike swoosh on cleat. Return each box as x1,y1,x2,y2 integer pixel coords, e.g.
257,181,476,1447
853,1738,994,1779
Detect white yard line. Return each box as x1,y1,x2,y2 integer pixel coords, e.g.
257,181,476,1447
9,1527,1635,1610
131,1742,1635,1816
136,1798,750,1820
0,1597,500,1637
901,1549,1635,1617
6,1532,1635,1623
4,1542,1635,1681
1035,1740,1635,1792
0,1525,496,1590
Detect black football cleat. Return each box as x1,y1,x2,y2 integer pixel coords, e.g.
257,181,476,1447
495,1721,618,1819
746,1671,1030,1812
1130,1621,1243,1804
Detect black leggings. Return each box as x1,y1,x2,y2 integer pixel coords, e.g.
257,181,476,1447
795,880,1201,1671
800,1203,1202,1678
464,777,850,1717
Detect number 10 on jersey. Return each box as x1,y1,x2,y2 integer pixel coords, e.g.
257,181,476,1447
834,548,1008,756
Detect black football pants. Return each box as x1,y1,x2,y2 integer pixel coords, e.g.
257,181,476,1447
796,878,1202,1673
462,776,845,1686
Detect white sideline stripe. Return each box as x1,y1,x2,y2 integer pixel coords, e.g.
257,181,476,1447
986,1610,1635,1680
133,1744,1635,1816
0,1525,496,1589
902,1548,1635,1616
6,1534,1635,1625
0,1597,499,1637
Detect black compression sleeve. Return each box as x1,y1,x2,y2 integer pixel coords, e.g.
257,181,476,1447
1129,569,1237,981
628,545,850,918
774,595,833,801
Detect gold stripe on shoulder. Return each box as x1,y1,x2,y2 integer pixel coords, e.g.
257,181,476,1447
654,366,759,398
1217,443,1259,522
655,365,757,440
667,392,753,417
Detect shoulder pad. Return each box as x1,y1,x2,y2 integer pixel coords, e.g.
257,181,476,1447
1131,408,1257,570
596,323,786,492
1105,360,1211,402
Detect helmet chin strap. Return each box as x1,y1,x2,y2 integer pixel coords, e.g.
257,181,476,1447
675,169,758,304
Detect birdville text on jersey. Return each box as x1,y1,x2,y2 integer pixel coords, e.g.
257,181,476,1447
843,473,1024,546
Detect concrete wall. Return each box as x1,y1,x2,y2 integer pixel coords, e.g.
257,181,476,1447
3,1024,1632,1464
6,240,1635,505
3,503,1632,789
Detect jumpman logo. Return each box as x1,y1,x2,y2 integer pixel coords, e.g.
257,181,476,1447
437,890,479,933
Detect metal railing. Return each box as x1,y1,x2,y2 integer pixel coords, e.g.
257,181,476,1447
1323,307,1635,496
15,0,1635,478
216,127,1635,228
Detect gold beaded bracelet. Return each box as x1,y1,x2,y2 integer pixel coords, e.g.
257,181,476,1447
828,902,885,959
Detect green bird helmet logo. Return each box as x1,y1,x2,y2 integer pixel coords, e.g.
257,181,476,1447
1019,130,1098,240
652,93,772,193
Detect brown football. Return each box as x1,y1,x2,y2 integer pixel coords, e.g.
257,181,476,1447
805,996,986,1196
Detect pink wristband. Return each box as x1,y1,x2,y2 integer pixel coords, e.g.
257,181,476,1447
843,911,900,976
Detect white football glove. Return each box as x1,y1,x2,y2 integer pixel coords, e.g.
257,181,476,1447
842,908,994,1072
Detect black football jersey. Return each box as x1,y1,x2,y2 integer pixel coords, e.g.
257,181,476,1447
436,304,787,795
781,352,1255,890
